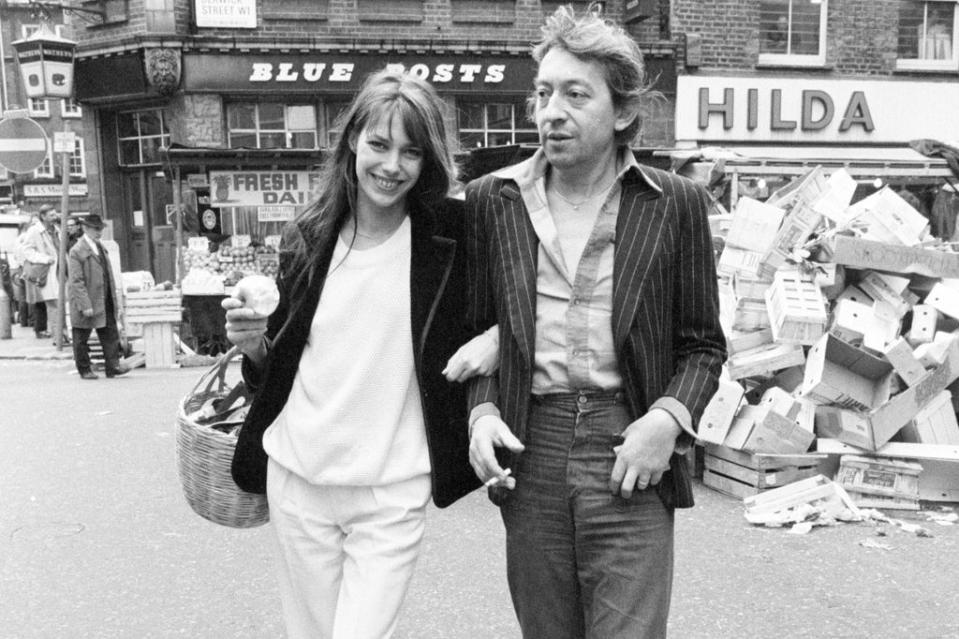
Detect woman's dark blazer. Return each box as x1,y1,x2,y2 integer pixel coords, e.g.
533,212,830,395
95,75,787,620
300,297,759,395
231,197,481,508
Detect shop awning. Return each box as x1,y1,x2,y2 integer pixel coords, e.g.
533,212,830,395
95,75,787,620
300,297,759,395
657,145,955,181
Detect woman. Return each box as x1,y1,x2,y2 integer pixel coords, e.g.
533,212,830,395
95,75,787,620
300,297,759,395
224,69,485,639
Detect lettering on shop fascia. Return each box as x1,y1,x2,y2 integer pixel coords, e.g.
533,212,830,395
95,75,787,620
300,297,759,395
248,62,507,84
698,87,875,133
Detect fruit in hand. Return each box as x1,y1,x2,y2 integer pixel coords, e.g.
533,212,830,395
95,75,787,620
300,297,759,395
233,274,280,316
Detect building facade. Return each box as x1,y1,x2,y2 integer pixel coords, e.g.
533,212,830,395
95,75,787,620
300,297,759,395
68,0,671,281
0,1,92,218
670,0,959,204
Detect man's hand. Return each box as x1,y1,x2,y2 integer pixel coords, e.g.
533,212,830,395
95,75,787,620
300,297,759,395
469,414,524,489
82,308,94,318
609,408,681,498
443,325,500,382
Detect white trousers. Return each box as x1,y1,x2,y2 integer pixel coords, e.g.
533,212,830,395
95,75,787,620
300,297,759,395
266,458,431,639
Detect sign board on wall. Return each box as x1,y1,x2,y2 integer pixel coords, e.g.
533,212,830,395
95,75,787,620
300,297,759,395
184,53,536,94
194,0,256,29
209,171,321,207
676,76,959,145
23,183,88,197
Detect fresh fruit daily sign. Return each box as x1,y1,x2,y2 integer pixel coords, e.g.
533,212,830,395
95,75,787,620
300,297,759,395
209,171,322,209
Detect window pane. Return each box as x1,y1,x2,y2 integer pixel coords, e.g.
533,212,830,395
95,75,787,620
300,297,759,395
230,132,257,148
459,132,485,149
117,112,137,138
119,140,140,164
287,105,316,130
258,103,285,130
289,131,317,149
458,103,486,130
487,104,513,130
759,0,790,54
228,103,257,130
260,132,286,149
488,132,513,147
914,3,955,60
138,111,163,136
515,131,540,144
791,1,821,55
141,137,163,163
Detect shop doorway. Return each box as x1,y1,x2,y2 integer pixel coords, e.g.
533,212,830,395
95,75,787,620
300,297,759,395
121,170,175,282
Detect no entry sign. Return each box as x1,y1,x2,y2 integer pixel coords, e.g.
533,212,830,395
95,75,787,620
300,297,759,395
0,116,48,174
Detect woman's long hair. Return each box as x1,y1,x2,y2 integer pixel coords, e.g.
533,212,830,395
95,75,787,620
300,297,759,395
284,68,459,276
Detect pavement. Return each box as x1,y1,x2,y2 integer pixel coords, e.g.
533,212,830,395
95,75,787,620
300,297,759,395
0,320,75,361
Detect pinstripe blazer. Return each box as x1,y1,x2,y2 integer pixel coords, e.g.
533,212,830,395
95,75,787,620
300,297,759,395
464,154,727,509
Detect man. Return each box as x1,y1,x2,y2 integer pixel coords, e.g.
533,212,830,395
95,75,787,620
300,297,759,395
20,204,61,340
464,6,726,638
65,215,82,251
68,214,129,379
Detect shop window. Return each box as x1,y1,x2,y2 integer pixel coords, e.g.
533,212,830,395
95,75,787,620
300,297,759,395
457,101,538,149
61,99,82,118
757,0,828,67
117,108,170,166
896,1,958,70
227,103,317,150
28,99,49,118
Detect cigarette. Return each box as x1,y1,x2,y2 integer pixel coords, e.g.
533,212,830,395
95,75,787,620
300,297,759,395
484,468,512,487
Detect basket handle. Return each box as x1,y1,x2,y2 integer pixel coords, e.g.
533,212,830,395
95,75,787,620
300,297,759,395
190,346,242,398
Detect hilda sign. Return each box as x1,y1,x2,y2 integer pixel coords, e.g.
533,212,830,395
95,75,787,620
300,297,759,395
675,76,959,145
210,171,322,207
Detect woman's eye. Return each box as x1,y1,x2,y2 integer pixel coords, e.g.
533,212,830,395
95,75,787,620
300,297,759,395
404,148,424,159
368,140,387,150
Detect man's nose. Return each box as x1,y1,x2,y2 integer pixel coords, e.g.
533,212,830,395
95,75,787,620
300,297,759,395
539,94,567,122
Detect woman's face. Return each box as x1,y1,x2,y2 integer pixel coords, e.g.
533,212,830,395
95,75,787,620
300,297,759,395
353,113,424,218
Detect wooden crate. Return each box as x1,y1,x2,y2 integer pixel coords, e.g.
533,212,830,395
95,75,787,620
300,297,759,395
764,271,827,345
835,454,922,510
702,444,826,499
125,290,182,368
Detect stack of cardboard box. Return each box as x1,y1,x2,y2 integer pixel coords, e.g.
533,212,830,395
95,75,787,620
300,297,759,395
701,167,959,505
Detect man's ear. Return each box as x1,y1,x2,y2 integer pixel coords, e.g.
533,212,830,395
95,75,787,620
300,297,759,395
614,108,638,134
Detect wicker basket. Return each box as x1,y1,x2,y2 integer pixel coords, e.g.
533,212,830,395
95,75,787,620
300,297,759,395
175,347,269,528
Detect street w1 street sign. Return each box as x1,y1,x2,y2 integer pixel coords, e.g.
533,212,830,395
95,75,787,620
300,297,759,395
0,115,49,174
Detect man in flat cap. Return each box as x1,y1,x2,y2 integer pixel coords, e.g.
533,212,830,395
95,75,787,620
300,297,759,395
68,215,129,379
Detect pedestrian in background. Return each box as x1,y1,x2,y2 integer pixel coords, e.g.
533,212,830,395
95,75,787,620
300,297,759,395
464,5,726,638
67,214,128,380
21,204,64,341
224,69,489,639
9,220,31,327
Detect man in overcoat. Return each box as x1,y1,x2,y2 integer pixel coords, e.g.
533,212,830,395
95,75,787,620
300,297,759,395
464,6,727,638
68,215,129,379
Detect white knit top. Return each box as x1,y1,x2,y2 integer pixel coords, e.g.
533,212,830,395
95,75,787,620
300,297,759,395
262,216,430,486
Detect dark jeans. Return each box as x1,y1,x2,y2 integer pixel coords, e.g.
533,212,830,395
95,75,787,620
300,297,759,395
502,391,674,639
72,320,121,374
33,302,47,335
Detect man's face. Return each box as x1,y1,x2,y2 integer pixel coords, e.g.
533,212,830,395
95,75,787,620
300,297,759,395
66,219,78,236
41,208,58,225
83,225,102,240
533,48,632,172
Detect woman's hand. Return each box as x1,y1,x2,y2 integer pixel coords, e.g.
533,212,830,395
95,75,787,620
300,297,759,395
443,325,500,382
222,296,269,365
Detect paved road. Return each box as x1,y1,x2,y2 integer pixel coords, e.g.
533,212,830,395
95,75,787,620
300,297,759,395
1,360,957,638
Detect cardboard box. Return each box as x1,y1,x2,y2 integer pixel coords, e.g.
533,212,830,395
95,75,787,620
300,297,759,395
882,337,928,387
698,379,745,445
836,455,923,510
727,342,806,380
900,390,959,445
801,334,894,411
906,304,938,346
764,271,828,345
824,235,959,279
